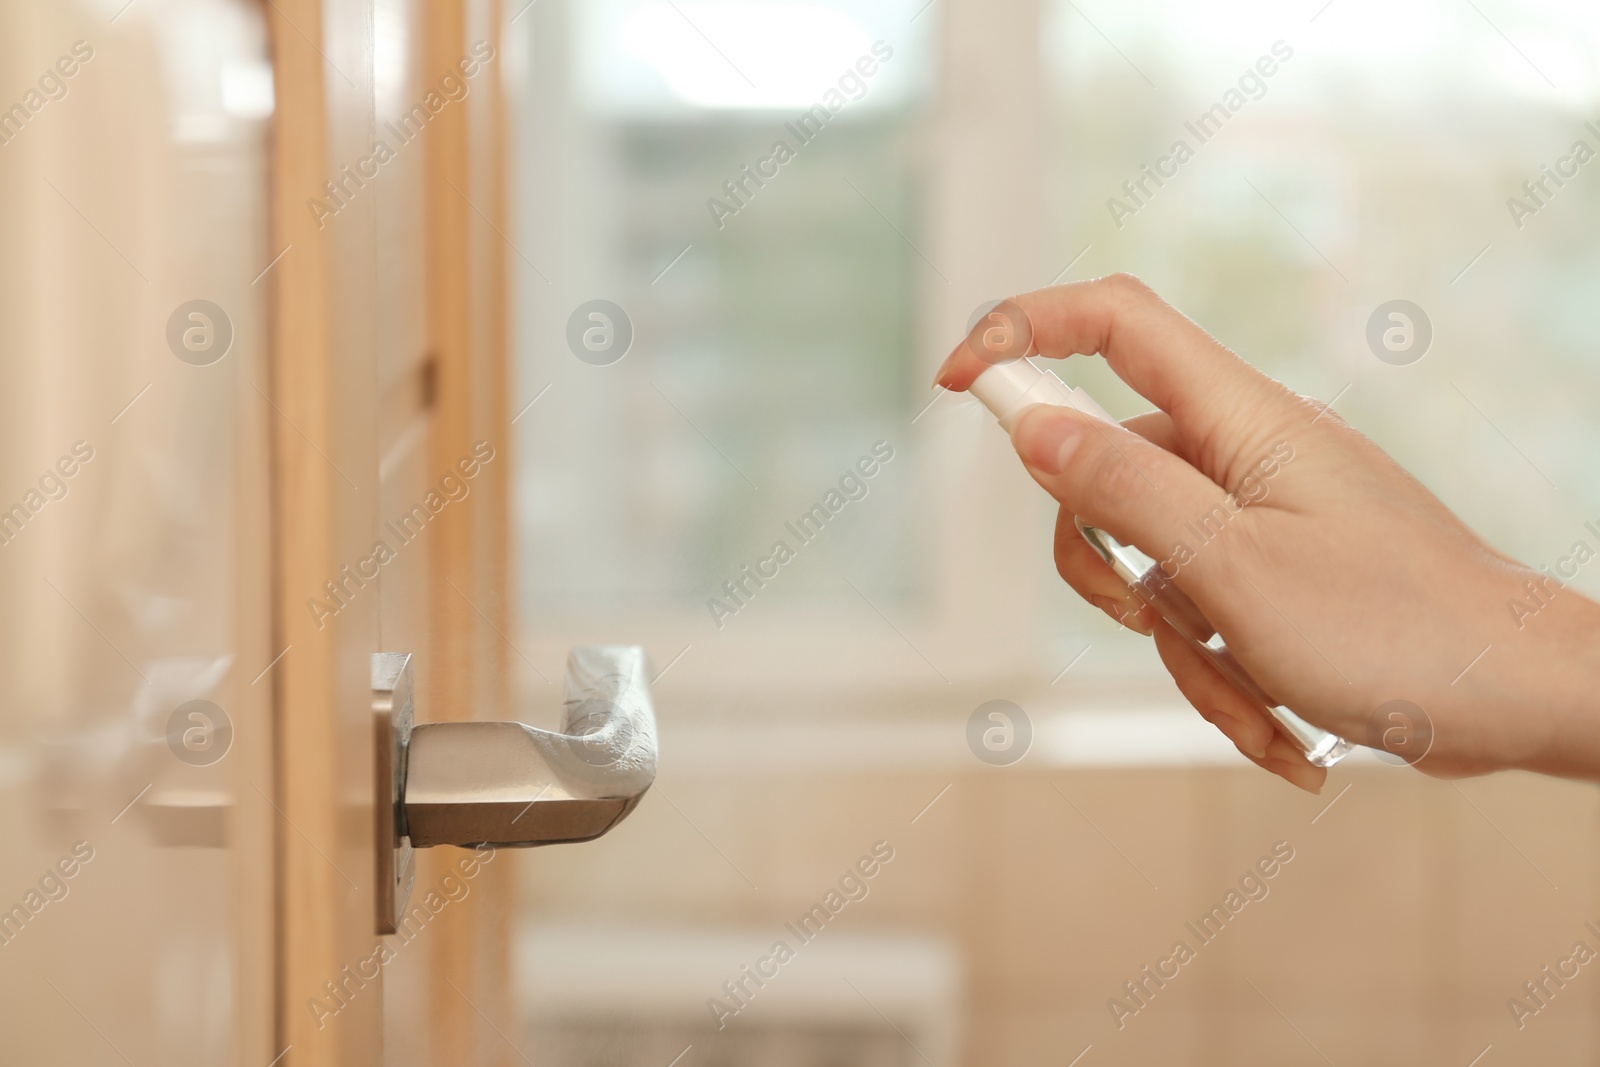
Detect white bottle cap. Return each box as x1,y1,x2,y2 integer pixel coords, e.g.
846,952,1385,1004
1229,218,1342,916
968,358,1118,430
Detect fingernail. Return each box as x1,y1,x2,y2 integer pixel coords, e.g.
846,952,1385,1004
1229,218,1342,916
933,353,959,389
1091,594,1153,636
1268,758,1322,794
1221,715,1268,760
1011,406,1085,476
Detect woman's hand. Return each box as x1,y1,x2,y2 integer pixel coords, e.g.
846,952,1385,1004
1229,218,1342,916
937,275,1600,790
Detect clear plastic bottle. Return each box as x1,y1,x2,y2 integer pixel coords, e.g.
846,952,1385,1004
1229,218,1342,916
968,357,1353,768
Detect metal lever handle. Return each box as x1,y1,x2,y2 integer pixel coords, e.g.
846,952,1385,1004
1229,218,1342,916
404,645,658,848
371,646,658,932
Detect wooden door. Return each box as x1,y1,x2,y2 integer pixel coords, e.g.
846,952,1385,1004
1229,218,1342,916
0,0,515,1064
0,1,277,1064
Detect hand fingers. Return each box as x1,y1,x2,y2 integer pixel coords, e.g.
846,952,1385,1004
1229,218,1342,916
1153,621,1327,794
935,276,1295,449
1010,403,1234,581
1055,506,1159,635
1120,409,1181,453
1152,621,1274,762
1052,411,1179,635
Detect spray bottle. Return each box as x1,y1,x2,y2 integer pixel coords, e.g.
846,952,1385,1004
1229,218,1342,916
969,356,1353,767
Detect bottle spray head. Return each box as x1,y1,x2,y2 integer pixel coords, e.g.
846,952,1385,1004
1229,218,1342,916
968,357,1118,431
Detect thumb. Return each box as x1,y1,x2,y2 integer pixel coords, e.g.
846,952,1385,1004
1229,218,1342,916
1009,402,1232,574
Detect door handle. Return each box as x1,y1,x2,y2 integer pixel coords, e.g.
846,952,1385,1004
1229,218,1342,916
371,646,658,932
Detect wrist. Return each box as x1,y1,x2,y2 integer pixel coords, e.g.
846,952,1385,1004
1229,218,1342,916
1511,590,1600,779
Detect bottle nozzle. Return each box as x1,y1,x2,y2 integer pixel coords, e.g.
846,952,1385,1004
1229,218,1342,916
969,358,1118,430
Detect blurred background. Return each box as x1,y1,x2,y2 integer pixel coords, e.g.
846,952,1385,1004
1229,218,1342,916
509,0,1600,1063
2,0,1600,1065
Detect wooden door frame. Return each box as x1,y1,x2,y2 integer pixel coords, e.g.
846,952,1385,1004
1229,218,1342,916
419,1,516,1064
263,0,514,1063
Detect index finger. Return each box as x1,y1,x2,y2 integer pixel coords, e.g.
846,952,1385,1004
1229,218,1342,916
936,275,1293,438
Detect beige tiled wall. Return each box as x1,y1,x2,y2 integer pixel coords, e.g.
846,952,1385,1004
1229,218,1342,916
519,756,1600,1065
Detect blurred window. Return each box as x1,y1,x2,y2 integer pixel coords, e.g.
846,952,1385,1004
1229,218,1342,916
518,0,933,620
515,0,1600,704
1041,0,1600,595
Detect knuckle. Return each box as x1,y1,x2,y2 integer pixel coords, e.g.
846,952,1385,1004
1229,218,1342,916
1053,538,1077,585
1174,687,1223,729
1054,534,1097,588
1293,391,1349,427
1054,551,1073,586
1102,272,1154,300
